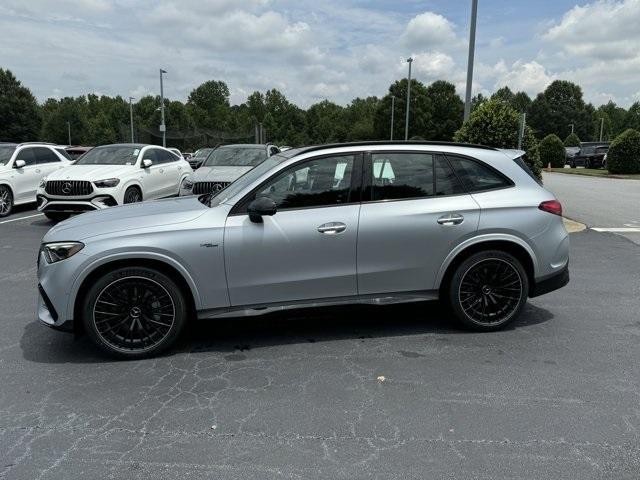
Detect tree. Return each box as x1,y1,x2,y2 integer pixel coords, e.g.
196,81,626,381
373,78,430,140
454,99,541,178
606,129,640,174
624,102,640,131
491,87,531,114
528,80,592,140
0,68,41,142
186,80,231,130
539,134,566,168
597,101,627,138
344,96,379,141
40,97,87,145
424,80,463,141
305,100,347,143
564,133,581,147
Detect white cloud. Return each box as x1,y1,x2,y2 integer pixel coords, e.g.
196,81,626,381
492,60,555,95
544,0,640,60
410,52,459,82
402,12,457,49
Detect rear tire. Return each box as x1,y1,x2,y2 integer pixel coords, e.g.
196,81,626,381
81,267,188,359
448,250,529,331
0,185,13,218
44,212,70,222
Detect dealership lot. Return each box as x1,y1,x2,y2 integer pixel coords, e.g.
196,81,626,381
1,193,639,479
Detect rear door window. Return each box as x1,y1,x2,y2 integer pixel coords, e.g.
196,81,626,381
369,152,434,201
448,156,512,192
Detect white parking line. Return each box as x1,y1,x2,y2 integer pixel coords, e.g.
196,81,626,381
592,227,640,233
0,213,45,225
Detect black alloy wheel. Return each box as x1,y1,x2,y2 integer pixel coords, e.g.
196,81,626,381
123,187,142,204
82,267,187,358
449,251,528,330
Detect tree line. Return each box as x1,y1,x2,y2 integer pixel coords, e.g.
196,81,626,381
2,67,640,150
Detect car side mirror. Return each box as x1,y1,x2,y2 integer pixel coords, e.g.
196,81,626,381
247,196,277,223
14,159,26,169
142,159,153,168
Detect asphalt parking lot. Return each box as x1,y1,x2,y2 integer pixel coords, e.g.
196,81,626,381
1,195,640,479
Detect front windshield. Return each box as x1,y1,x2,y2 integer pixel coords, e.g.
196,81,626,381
193,148,213,159
201,154,285,207
0,146,16,166
203,147,267,167
75,146,140,165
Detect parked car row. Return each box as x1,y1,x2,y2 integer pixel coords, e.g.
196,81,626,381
0,141,280,219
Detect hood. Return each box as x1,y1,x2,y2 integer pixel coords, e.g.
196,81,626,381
191,166,253,182
46,164,137,181
43,196,209,242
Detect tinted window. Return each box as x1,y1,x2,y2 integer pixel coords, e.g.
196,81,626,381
34,147,60,164
15,148,37,166
204,147,268,167
435,156,465,195
252,155,354,210
55,148,72,160
155,149,177,164
76,146,141,165
369,152,434,201
513,156,542,185
0,146,16,166
448,156,511,192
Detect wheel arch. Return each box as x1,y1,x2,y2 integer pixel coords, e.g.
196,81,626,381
436,236,537,297
71,255,200,333
120,180,143,202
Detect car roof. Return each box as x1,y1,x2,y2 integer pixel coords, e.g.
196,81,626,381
218,144,265,149
93,143,149,149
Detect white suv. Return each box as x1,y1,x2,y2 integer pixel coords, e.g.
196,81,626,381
0,142,72,217
37,143,191,221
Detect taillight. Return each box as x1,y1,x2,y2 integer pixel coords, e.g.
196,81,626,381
539,200,562,216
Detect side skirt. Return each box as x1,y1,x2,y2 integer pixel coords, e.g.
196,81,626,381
197,291,439,320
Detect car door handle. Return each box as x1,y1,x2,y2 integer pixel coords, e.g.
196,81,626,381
437,214,464,226
159,168,164,173
317,222,347,234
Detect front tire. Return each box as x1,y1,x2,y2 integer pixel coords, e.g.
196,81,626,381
44,212,70,222
123,186,142,204
81,267,188,358
0,185,14,218
448,251,529,331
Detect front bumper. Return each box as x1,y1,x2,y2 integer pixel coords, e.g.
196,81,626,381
37,284,73,332
529,264,570,298
37,194,118,213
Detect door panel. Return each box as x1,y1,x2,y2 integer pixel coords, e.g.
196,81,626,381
357,196,480,294
357,151,480,294
224,205,360,306
139,149,164,199
12,148,39,201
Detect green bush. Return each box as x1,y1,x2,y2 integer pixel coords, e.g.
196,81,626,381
454,99,542,180
539,134,566,168
607,129,640,174
564,133,580,147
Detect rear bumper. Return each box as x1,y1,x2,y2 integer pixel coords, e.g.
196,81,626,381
529,264,569,298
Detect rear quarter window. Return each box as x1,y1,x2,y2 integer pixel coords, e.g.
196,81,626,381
448,156,512,192
513,156,542,185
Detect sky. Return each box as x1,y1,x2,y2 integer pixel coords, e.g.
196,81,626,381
1,0,639,108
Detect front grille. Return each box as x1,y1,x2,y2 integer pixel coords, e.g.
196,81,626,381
45,180,93,196
193,181,230,195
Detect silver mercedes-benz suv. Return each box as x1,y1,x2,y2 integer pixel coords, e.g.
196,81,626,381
37,142,569,358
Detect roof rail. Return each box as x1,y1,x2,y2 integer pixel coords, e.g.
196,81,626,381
18,141,58,146
295,140,498,155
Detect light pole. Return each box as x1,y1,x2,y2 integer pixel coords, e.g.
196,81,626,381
129,97,135,143
569,123,574,135
463,0,478,121
159,68,167,147
404,57,413,141
390,95,395,140
599,117,605,142
66,121,71,145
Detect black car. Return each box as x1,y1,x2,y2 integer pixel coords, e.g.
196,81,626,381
188,147,216,169
566,143,609,169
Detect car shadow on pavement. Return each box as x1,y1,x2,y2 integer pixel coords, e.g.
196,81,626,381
20,301,554,363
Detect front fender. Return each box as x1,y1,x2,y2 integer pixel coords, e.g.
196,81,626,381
65,249,203,321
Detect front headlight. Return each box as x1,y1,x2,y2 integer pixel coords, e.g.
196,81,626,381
182,179,194,190
94,178,120,188
39,178,47,188
42,242,84,264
